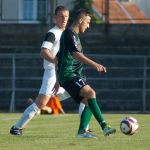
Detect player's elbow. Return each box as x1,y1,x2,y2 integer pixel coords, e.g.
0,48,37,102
40,48,46,59
40,49,43,58
72,52,79,60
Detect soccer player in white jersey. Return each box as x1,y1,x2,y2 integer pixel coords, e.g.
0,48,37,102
10,6,69,135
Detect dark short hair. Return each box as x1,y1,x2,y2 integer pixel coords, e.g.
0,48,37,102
74,8,91,22
55,6,69,15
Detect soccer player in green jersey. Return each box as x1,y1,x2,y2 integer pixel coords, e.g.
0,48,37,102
57,9,116,138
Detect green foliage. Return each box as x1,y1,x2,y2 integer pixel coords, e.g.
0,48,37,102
0,113,150,150
70,0,102,25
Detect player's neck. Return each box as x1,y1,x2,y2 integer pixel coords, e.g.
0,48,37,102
71,24,79,34
56,25,65,31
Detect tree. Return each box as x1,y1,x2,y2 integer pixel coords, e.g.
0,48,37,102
70,0,102,24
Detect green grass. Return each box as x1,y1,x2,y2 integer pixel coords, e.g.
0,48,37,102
0,113,150,150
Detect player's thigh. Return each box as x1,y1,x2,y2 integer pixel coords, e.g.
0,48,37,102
79,85,96,99
62,76,86,103
35,94,50,109
39,70,56,95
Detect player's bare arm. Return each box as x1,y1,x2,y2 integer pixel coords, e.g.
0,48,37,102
73,52,107,73
40,48,58,65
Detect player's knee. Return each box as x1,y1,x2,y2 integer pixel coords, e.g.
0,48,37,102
35,101,45,109
87,89,96,99
35,96,49,109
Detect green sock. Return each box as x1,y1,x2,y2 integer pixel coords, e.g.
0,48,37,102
88,98,106,130
78,106,92,133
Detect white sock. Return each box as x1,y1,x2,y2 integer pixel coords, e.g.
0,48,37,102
14,103,40,129
79,103,89,131
79,102,85,117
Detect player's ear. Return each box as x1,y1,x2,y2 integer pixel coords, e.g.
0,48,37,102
79,18,83,24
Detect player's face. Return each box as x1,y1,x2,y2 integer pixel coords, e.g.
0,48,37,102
55,10,69,30
79,16,91,33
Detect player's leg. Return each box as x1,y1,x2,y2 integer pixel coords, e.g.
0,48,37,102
80,85,116,136
78,104,94,136
10,94,50,135
10,70,56,135
10,101,40,135
62,77,95,138
80,85,105,128
79,102,91,131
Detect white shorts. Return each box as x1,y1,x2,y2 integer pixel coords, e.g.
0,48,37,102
39,69,56,96
56,87,71,101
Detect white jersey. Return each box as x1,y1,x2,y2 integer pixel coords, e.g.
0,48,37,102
39,26,63,95
41,26,63,70
39,26,71,98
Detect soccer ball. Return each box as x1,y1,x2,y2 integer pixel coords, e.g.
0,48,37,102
120,116,139,135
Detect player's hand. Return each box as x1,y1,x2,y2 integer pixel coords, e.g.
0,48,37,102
53,57,58,65
94,63,107,73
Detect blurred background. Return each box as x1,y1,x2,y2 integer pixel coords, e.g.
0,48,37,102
0,0,150,113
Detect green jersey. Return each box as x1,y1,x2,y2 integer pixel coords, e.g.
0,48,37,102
57,28,85,85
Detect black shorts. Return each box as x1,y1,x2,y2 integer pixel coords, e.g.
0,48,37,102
61,76,87,103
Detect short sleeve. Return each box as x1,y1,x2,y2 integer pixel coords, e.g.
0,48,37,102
64,29,80,53
41,32,55,50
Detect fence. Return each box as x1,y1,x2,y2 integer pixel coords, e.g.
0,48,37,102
0,54,42,112
0,53,150,112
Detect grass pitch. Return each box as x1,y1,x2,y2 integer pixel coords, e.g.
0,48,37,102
0,113,149,150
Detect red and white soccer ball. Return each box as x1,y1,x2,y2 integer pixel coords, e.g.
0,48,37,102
120,116,139,135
